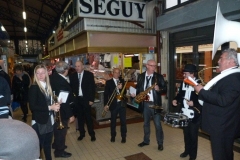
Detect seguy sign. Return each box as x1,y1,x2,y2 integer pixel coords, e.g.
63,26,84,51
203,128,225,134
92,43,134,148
79,0,146,22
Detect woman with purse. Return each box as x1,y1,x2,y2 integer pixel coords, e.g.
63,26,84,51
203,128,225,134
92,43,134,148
28,64,60,160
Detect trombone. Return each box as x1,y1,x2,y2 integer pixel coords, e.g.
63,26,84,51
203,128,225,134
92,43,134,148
53,91,65,130
102,71,129,118
101,87,118,118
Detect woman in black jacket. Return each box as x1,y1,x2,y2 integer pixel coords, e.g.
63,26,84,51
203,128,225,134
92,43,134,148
28,64,60,160
12,65,30,122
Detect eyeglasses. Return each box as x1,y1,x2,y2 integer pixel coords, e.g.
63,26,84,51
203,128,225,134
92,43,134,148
147,64,157,67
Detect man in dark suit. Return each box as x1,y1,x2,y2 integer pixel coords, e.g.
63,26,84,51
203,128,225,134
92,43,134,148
69,60,96,141
131,59,167,151
194,48,240,160
50,61,75,158
104,68,127,143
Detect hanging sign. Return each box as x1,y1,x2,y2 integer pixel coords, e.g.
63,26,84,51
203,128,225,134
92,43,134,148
124,57,132,67
149,46,154,54
79,0,146,22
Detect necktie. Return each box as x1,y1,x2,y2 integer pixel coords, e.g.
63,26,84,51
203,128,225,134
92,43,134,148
145,76,151,89
116,80,120,94
79,73,82,96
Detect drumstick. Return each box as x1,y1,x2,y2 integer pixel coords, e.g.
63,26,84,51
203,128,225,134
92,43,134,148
183,97,201,113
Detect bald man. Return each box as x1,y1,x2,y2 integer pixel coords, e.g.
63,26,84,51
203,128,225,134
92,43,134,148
69,60,96,142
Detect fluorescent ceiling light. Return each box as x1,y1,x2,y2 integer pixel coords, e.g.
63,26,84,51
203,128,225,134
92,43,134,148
53,30,55,33
22,11,26,19
124,54,134,57
24,27,27,32
25,40,27,43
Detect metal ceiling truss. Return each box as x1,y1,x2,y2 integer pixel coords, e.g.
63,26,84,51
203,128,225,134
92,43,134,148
0,12,46,39
37,0,63,13
4,0,55,23
0,5,50,32
1,0,71,41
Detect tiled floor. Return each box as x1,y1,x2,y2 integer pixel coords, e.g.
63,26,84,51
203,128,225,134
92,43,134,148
13,109,240,160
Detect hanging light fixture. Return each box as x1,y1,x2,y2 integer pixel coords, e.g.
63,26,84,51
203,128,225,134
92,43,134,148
22,11,26,19
1,26,6,31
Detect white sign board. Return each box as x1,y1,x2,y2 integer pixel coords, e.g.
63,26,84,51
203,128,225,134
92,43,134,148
79,0,146,22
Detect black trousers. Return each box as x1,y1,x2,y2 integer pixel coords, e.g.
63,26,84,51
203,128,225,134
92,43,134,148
20,101,28,117
110,101,127,138
183,119,200,159
210,134,235,160
53,119,68,155
32,123,53,160
76,96,95,137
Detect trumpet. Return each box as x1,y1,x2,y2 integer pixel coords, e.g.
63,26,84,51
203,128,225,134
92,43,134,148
53,91,64,130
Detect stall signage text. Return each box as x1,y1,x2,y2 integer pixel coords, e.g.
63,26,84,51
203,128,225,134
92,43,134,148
79,0,146,22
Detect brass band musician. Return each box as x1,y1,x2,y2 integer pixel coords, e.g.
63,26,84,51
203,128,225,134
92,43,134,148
131,59,167,151
104,68,127,143
194,49,240,160
50,61,75,158
172,64,201,160
29,65,60,160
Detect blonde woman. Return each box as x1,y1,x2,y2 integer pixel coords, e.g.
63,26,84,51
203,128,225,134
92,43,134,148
28,64,60,160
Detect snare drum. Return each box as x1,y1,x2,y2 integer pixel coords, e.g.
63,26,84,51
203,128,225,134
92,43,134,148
163,112,189,127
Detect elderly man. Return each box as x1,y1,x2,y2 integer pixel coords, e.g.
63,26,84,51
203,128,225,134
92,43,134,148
69,60,96,142
50,61,75,158
194,48,240,160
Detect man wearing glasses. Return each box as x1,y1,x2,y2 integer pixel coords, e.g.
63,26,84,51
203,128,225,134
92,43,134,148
131,59,167,151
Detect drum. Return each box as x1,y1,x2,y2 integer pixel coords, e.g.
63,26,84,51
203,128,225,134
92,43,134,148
163,112,189,127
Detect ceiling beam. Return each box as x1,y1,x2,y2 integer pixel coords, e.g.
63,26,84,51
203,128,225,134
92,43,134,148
36,0,62,14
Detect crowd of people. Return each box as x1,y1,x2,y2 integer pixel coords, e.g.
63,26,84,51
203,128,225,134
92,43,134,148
0,48,240,160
